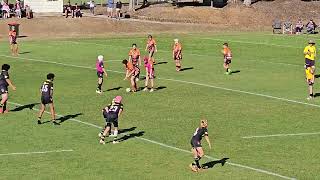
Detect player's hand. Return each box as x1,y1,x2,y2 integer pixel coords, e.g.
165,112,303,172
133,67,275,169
155,49,158,53
11,86,16,91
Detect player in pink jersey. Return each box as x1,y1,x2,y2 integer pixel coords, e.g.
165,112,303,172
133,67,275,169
96,55,108,94
143,56,155,92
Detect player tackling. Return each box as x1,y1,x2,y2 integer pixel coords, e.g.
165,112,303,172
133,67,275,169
189,119,212,172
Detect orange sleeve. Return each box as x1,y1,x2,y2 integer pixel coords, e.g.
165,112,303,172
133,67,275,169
128,49,132,56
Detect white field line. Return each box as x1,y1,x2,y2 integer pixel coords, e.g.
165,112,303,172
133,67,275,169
242,132,320,139
3,55,319,110
0,149,73,156
7,101,296,180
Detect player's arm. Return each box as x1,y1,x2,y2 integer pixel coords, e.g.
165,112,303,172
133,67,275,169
124,69,129,80
6,79,16,91
118,108,123,117
126,69,134,78
204,133,212,149
304,47,310,55
138,56,141,66
145,44,148,52
102,67,108,78
154,44,158,52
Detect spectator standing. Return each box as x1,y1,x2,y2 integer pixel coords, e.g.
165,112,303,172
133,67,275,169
306,19,317,34
115,0,122,20
295,19,303,35
89,0,95,15
2,0,10,19
15,0,22,18
25,4,32,19
107,0,114,18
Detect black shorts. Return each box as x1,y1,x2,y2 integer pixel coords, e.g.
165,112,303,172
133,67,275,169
0,86,8,95
11,41,17,45
190,138,202,148
305,58,315,67
97,71,104,78
104,112,119,128
41,96,53,105
224,58,232,65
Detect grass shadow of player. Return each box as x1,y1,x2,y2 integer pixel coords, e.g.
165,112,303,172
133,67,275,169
315,74,320,79
119,127,137,134
11,103,39,112
180,67,194,71
105,86,122,92
115,131,145,143
155,86,167,91
154,61,168,65
56,113,83,123
202,158,229,169
314,93,320,98
231,70,241,74
19,51,31,55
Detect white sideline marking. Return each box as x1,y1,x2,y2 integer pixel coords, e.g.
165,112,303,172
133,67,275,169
0,149,73,156
7,101,296,180
3,55,319,110
242,132,320,139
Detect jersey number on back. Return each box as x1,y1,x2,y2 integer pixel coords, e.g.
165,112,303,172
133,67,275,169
41,85,48,92
109,105,118,112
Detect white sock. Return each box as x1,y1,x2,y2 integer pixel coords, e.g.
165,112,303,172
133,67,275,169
113,130,118,137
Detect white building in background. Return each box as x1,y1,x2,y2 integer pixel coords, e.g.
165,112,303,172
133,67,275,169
24,0,63,13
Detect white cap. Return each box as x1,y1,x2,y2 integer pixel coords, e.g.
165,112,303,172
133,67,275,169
174,39,179,42
98,55,104,62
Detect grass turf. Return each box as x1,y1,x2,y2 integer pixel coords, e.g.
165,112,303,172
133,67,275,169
0,33,319,179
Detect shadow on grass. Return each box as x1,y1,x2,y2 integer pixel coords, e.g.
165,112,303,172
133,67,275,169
56,113,83,123
11,103,39,112
232,70,241,74
119,127,137,134
105,86,122,92
180,67,194,71
113,131,145,143
202,158,230,169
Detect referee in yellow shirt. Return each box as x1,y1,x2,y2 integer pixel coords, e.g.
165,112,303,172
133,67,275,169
304,40,316,69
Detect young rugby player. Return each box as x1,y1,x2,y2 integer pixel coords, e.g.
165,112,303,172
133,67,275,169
96,55,108,94
222,43,232,75
190,119,212,172
9,28,18,56
129,44,141,67
0,64,16,113
143,56,155,92
304,40,316,71
37,73,59,125
99,96,123,144
145,35,157,64
305,66,315,100
122,59,139,92
172,39,182,72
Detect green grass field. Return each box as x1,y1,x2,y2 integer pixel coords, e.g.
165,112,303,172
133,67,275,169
0,33,319,180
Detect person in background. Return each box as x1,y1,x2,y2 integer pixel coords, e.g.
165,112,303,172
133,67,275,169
25,4,32,19
115,0,122,20
64,2,73,18
15,0,22,18
2,0,10,19
9,27,18,56
74,3,82,18
295,19,303,35
107,0,114,18
89,0,95,15
306,19,317,34
172,39,182,72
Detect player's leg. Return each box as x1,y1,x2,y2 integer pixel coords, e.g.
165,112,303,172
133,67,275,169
96,75,103,94
143,69,149,91
190,147,199,172
308,82,314,100
0,92,8,113
149,78,154,92
100,122,111,144
14,44,19,56
37,103,46,124
49,103,59,125
10,44,14,56
112,120,119,144
194,147,204,169
130,75,137,92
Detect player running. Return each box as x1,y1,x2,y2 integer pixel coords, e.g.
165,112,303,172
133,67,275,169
189,119,212,172
122,59,139,92
172,39,182,72
37,73,59,125
96,55,108,94
304,40,316,71
9,28,18,56
143,56,155,92
222,43,232,75
145,35,157,64
305,66,315,100
0,64,16,114
99,96,123,144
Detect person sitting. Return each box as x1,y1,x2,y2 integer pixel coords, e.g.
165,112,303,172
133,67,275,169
64,2,73,18
15,0,22,18
306,19,317,34
282,20,293,34
295,19,303,35
1,0,10,19
272,19,282,34
74,3,82,18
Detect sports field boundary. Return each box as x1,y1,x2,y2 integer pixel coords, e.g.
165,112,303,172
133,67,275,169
7,101,296,180
242,132,320,139
0,149,74,156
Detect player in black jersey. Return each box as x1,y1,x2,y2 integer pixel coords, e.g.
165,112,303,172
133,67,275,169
0,64,16,114
37,73,59,125
99,96,123,144
189,119,212,172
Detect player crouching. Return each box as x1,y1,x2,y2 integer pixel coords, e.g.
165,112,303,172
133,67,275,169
189,119,212,172
305,65,315,100
99,96,123,144
122,59,139,92
143,56,155,92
